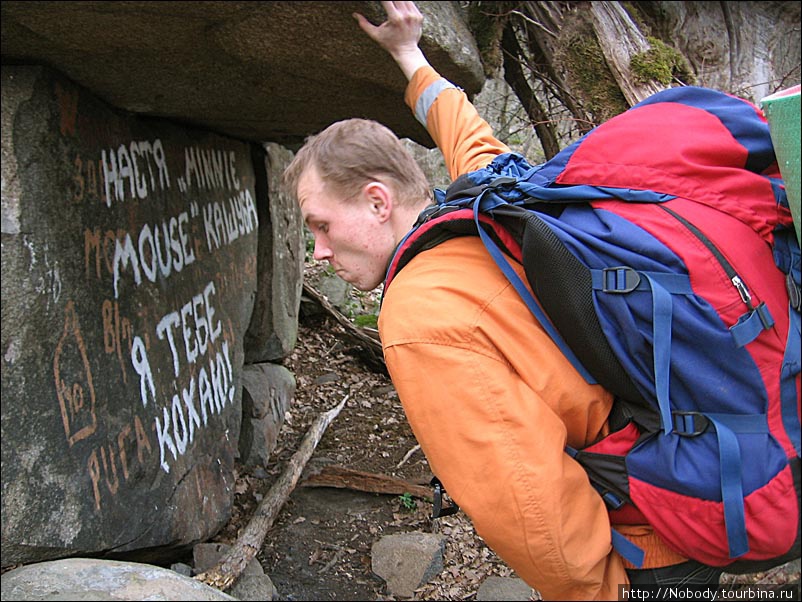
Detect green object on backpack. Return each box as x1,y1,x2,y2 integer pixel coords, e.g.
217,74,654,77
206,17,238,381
761,84,801,247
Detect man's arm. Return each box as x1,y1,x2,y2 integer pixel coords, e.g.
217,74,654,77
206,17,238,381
355,1,510,179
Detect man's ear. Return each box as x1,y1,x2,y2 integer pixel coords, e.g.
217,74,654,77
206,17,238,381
363,181,393,222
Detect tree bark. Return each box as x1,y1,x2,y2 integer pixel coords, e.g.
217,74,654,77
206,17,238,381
481,0,800,149
589,1,666,105
195,394,349,592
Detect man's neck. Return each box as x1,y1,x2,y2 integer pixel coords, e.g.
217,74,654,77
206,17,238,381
393,201,433,245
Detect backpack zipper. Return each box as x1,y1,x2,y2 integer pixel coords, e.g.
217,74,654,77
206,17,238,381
657,205,756,311
731,275,754,308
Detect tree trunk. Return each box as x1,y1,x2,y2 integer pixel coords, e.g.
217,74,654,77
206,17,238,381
589,1,666,105
475,0,801,153
501,23,561,159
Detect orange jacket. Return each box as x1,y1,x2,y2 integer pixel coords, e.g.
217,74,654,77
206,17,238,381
378,66,686,600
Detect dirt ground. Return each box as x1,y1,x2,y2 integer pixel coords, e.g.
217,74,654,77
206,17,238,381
211,273,801,601
212,303,519,601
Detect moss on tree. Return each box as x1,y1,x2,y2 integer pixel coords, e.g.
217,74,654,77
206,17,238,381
556,17,628,124
631,37,696,86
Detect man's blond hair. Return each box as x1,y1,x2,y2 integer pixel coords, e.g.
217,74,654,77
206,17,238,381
282,118,431,208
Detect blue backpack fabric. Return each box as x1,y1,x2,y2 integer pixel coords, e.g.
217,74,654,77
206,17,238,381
384,86,801,571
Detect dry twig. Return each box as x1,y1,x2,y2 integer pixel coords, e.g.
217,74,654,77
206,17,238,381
396,443,422,469
302,282,386,372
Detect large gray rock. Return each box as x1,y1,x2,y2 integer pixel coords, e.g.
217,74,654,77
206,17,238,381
0,0,488,575
371,531,447,598
476,575,535,601
0,558,237,601
238,363,296,467
193,542,276,601
0,1,485,148
244,143,304,363
1,64,257,565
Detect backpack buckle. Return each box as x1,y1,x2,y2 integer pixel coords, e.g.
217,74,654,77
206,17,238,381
414,204,459,226
787,272,801,311
672,411,710,437
430,476,460,519
602,267,641,293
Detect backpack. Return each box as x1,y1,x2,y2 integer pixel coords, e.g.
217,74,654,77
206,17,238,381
384,86,801,572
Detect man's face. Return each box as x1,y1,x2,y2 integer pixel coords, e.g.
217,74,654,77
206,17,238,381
297,166,394,291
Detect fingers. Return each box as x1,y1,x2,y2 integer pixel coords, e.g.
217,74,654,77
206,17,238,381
382,1,422,22
353,1,429,80
354,1,422,33
381,1,400,18
352,11,374,35
354,1,423,62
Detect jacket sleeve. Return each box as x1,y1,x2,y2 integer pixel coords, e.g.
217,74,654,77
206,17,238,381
405,66,510,180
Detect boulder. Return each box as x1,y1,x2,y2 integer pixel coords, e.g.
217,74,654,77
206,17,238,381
0,1,485,148
0,0,487,572
371,531,447,598
0,558,237,601
476,575,535,601
1,64,256,565
244,142,304,363
238,363,296,467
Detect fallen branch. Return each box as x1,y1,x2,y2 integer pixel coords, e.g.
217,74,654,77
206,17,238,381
302,282,386,373
195,394,350,592
302,464,432,501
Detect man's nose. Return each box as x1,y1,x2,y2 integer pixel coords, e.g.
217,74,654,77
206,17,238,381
313,237,333,261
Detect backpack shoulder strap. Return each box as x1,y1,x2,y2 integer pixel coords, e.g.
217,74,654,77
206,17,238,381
383,206,521,290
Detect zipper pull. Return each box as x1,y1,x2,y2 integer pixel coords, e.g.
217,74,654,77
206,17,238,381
732,275,755,309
